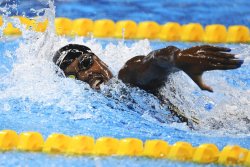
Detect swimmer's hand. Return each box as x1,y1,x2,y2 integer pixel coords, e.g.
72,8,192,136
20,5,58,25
175,45,244,92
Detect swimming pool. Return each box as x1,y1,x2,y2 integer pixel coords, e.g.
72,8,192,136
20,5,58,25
0,0,250,166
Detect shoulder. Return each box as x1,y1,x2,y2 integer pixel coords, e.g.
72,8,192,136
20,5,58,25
118,55,145,73
124,55,145,64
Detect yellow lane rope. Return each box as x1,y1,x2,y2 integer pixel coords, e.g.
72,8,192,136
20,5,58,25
0,129,249,166
1,16,249,43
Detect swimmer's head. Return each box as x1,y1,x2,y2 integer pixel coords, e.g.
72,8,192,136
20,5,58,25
53,44,113,89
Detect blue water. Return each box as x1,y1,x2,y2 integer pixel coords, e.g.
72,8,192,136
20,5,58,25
0,0,250,167
1,0,250,27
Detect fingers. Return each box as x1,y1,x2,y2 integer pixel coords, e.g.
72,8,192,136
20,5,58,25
200,45,231,52
196,48,243,65
186,73,213,92
206,63,243,71
224,59,244,65
200,55,244,66
203,51,235,59
200,84,213,92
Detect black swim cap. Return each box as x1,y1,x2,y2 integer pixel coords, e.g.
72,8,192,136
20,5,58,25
53,44,92,70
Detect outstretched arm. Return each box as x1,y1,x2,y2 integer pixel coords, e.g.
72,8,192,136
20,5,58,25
118,45,244,92
174,45,243,92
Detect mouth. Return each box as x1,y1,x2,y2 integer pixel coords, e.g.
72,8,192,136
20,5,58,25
88,74,106,89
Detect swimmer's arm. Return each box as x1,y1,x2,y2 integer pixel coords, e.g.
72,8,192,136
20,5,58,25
152,45,244,92
118,45,244,92
118,46,181,92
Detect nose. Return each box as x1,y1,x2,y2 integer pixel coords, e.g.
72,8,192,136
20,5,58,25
77,56,113,88
90,56,113,81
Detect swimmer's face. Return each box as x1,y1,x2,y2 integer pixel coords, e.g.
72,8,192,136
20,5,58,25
64,54,113,89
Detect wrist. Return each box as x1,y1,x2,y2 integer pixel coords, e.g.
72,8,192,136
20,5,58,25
156,46,181,67
167,46,181,65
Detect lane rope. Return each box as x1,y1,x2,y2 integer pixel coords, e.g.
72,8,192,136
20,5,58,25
0,129,249,166
0,16,249,43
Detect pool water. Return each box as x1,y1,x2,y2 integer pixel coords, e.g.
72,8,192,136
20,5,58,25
0,0,250,166
2,0,250,27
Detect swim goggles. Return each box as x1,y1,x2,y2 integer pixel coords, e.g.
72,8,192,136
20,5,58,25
77,52,94,71
53,44,94,79
63,50,94,79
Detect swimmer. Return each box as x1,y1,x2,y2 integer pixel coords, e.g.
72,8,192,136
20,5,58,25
53,44,243,125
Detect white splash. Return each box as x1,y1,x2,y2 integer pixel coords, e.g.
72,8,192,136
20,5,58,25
160,44,250,136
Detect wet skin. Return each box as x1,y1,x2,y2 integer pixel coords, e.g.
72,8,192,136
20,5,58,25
54,44,244,125
118,45,244,93
64,54,113,89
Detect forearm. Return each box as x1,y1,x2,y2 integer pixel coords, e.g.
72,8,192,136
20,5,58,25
118,46,181,92
146,46,181,69
118,55,159,90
